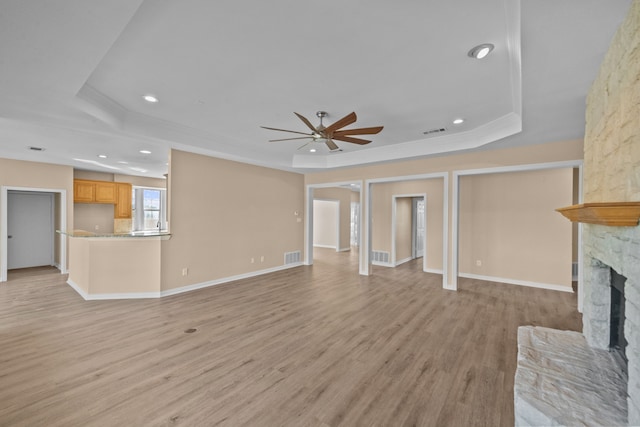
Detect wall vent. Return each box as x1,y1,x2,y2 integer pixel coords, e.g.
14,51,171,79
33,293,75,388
423,128,447,135
284,251,301,265
572,262,579,280
372,250,390,264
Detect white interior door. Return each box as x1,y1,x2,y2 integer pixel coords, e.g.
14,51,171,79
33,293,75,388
7,191,54,269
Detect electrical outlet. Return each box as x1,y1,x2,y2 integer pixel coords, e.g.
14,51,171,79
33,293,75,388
182,267,188,276
476,260,482,267
94,224,100,231
260,256,264,263
250,258,255,264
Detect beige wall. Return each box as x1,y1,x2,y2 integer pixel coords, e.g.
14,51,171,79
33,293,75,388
313,199,338,248
395,197,412,262
74,204,116,233
161,150,304,291
0,158,74,270
459,168,574,287
306,139,583,285
371,179,444,271
313,187,352,250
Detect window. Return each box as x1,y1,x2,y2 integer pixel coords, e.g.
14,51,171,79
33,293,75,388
132,187,167,231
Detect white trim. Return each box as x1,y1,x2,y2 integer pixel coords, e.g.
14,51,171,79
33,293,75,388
161,263,303,298
458,272,574,293
372,261,394,268
313,244,337,249
395,257,413,266
67,262,304,300
1,186,67,282
66,278,90,300
424,268,444,275
451,160,583,292
338,247,351,252
365,172,448,288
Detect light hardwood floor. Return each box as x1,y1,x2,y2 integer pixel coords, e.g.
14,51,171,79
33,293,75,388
0,250,581,426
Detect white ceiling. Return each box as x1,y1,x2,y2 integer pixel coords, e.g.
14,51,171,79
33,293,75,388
0,0,632,177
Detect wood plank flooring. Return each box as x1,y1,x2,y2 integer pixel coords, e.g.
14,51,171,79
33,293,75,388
0,250,581,426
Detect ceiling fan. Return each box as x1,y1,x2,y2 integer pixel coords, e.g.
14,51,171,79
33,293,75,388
261,111,383,151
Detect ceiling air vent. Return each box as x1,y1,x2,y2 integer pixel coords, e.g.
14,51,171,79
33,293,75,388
28,146,45,151
423,128,447,135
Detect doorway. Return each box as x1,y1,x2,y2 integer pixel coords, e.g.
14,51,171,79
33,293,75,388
7,191,54,269
412,197,425,259
1,186,67,282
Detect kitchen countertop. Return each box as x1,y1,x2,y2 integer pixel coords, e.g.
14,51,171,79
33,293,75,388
58,230,171,239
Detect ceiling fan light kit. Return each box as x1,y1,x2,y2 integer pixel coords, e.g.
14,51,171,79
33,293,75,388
262,111,383,152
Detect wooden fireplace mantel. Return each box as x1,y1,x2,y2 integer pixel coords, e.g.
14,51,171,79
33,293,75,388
556,202,640,226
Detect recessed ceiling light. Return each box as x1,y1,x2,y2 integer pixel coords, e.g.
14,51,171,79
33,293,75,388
139,150,152,154
117,161,129,164
453,118,464,125
309,148,317,153
97,154,108,159
142,94,158,103
468,43,494,59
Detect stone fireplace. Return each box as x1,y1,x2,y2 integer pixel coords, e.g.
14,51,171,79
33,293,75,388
581,0,640,422
583,225,640,422
515,2,640,425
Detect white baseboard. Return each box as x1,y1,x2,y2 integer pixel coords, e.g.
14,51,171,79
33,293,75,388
395,257,413,266
161,262,303,298
372,261,394,268
424,268,444,274
66,279,89,300
338,247,351,252
313,244,336,249
67,263,304,300
458,272,574,293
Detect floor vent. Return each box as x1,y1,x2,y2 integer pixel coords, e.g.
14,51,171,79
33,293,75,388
284,251,301,265
372,250,390,264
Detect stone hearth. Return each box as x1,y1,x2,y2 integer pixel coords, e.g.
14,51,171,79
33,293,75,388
514,326,627,426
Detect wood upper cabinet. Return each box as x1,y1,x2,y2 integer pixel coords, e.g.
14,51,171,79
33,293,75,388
95,182,117,203
114,183,132,219
74,180,131,218
74,180,116,203
74,180,95,203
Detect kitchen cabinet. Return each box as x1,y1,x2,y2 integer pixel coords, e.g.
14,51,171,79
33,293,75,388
74,180,116,203
74,180,95,203
74,179,132,219
95,182,117,203
114,183,132,219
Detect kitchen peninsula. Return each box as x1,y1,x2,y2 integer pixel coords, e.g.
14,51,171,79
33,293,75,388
61,230,170,300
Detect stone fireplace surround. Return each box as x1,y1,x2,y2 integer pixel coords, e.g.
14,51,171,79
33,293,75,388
584,223,640,423
514,222,638,426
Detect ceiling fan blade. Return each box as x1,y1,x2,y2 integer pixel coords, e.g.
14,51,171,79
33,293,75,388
268,136,313,142
294,112,318,133
332,135,371,145
260,126,312,136
297,141,313,150
333,126,383,136
324,112,357,134
325,138,340,151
